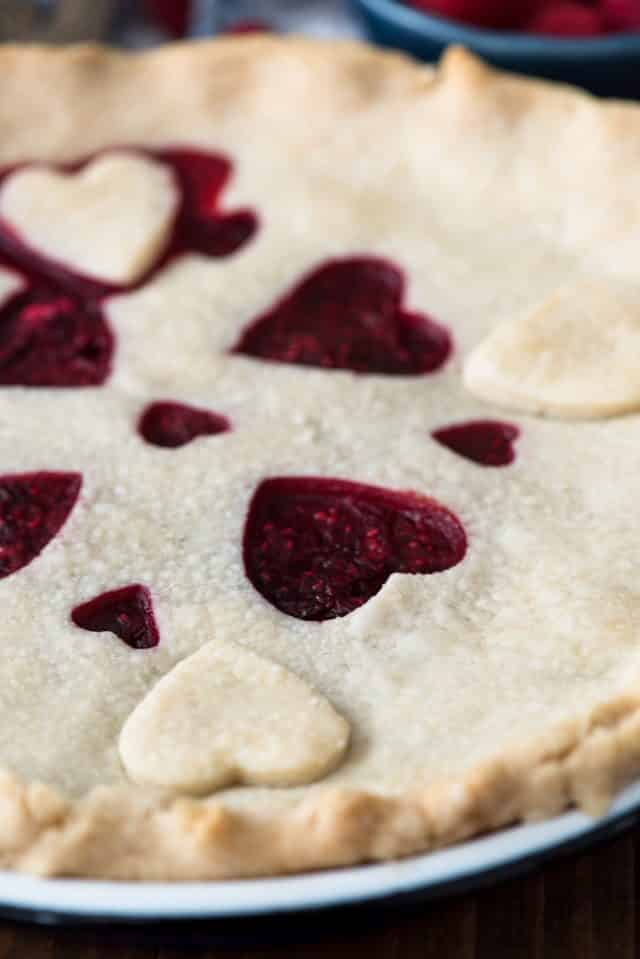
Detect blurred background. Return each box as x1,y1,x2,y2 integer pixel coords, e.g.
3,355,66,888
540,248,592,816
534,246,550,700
0,0,638,96
0,1,364,45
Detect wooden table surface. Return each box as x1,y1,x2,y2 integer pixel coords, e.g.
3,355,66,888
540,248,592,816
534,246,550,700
0,823,636,959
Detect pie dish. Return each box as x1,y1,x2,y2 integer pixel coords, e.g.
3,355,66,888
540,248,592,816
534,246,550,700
0,36,640,881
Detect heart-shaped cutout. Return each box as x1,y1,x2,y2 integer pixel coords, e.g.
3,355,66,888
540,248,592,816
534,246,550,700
72,584,160,650
138,401,231,449
243,476,467,622
119,640,350,793
233,257,452,375
0,472,82,579
0,152,179,286
464,282,640,419
0,288,113,387
432,420,520,467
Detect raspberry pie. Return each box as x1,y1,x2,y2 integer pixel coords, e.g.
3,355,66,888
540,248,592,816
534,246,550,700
0,38,640,879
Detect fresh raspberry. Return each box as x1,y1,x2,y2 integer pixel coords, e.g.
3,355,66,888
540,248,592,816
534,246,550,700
600,0,640,30
526,2,603,34
226,20,271,35
143,1,190,37
406,0,527,28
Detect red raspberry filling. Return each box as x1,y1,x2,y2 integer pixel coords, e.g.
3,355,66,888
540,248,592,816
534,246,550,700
233,258,451,376
138,401,230,449
406,0,527,28
403,0,639,33
600,0,640,29
156,149,258,270
227,21,271,34
0,288,112,387
243,477,467,621
72,584,160,650
527,2,602,34
432,420,520,466
0,472,82,579
0,148,258,301
143,0,190,36
0,148,257,386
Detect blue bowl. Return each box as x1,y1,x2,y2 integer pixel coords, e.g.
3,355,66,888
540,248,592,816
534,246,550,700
352,0,640,97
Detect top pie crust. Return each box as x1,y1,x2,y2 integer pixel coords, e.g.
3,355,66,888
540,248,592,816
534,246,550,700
1,38,640,879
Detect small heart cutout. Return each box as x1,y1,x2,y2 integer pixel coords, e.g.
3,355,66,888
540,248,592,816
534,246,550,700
233,257,452,375
464,282,640,419
138,401,231,449
0,472,82,579
243,476,467,622
432,420,520,467
0,152,179,286
0,288,113,387
119,640,350,793
72,584,160,650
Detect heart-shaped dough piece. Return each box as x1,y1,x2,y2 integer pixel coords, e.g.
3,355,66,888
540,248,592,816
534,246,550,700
464,283,640,419
0,152,179,286
119,641,350,794
0,266,22,307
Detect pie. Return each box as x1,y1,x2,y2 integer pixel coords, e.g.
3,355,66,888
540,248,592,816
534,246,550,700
0,37,639,881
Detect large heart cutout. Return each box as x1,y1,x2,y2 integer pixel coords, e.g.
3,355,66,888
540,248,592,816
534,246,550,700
119,640,350,793
0,152,179,287
233,257,452,375
0,472,82,579
243,476,467,621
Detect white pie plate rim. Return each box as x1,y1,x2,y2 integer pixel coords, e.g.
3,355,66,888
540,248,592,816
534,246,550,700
1,778,639,923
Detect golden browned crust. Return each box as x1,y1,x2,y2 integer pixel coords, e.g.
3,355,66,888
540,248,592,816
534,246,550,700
1,692,639,878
